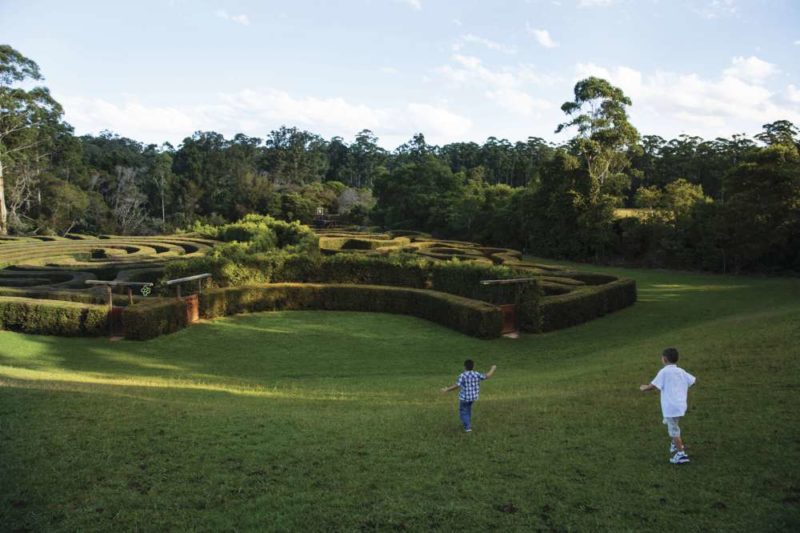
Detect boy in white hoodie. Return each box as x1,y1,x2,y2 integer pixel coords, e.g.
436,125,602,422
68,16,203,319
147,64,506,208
640,347,697,464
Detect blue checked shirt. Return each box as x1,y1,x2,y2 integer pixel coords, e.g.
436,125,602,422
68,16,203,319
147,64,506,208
456,370,487,402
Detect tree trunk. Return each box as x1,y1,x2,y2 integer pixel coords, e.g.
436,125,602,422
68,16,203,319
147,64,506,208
0,159,8,235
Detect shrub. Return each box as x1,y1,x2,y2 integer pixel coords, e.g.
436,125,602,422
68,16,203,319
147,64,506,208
168,215,319,288
122,298,189,340
537,278,637,332
429,261,534,304
0,287,133,306
308,254,428,288
199,283,504,339
0,296,107,336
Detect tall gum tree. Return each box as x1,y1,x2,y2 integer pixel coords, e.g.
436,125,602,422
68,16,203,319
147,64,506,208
0,45,64,234
556,77,640,201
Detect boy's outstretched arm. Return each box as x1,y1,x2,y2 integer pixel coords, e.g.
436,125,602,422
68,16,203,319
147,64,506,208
485,365,497,379
639,383,657,392
441,384,459,393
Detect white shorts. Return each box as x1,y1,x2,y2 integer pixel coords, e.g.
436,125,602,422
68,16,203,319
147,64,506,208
663,417,681,438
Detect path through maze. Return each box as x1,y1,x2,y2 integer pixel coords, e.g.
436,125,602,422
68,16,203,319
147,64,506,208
0,234,216,292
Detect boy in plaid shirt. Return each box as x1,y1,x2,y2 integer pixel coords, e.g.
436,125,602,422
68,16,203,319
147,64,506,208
441,359,497,432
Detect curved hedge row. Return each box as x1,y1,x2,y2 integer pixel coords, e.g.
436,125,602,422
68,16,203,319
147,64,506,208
0,296,108,336
316,228,637,333
0,234,215,292
199,283,504,339
537,278,637,332
121,299,189,341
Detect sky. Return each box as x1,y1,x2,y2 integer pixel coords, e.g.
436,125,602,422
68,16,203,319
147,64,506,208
2,0,799,149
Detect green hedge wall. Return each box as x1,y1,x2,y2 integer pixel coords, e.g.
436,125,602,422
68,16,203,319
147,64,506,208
305,254,540,305
305,254,429,288
0,296,108,336
428,261,535,304
537,278,637,333
199,283,504,339
0,287,133,306
122,299,188,340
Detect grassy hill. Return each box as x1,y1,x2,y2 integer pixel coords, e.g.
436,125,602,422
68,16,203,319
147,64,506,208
1,263,798,531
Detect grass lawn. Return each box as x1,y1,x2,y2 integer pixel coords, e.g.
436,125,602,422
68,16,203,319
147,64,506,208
1,264,799,531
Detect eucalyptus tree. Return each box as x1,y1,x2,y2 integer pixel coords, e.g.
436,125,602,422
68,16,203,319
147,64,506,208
756,120,799,149
0,45,64,234
349,129,387,188
262,126,328,184
556,76,640,201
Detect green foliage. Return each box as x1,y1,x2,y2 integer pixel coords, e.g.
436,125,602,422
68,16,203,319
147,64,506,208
429,261,526,303
0,286,131,306
372,154,464,231
557,76,640,199
0,296,107,335
121,298,188,340
537,278,637,332
192,214,317,252
309,253,429,288
720,145,800,272
167,215,319,286
199,283,504,339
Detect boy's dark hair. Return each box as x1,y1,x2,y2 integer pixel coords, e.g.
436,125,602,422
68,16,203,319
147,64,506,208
662,348,679,363
464,359,475,370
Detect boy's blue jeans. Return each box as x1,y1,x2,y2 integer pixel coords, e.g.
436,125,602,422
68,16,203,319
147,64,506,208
459,400,473,430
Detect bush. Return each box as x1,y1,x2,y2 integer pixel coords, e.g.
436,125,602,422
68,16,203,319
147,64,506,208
308,254,428,288
319,236,410,252
122,298,189,340
429,261,534,304
168,215,320,288
199,283,504,339
0,287,134,306
165,248,307,288
0,296,108,336
537,278,637,332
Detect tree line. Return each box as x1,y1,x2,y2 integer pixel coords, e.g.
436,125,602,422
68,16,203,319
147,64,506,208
2,44,799,273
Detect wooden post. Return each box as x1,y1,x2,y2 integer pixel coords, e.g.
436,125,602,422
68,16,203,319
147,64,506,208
106,285,113,312
197,278,202,295
127,287,133,305
176,285,181,299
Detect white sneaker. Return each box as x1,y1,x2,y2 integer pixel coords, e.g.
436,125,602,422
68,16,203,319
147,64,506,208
670,451,690,464
670,442,678,454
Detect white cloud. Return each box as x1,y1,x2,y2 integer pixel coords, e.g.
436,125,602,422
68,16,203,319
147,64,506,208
795,40,800,46
786,85,800,104
59,89,472,148
452,18,462,26
573,56,800,138
215,9,250,26
438,55,557,116
723,56,778,82
379,66,399,75
527,26,559,49
453,34,517,54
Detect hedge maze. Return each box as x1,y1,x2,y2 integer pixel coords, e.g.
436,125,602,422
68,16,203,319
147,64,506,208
0,234,215,335
0,226,636,339
316,229,637,333
0,234,215,290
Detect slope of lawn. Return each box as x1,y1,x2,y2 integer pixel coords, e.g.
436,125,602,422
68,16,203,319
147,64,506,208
1,263,799,531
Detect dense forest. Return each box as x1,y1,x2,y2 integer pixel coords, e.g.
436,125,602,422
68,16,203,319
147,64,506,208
2,45,799,273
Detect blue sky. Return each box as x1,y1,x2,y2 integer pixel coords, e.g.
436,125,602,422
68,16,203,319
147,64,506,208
2,0,799,148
